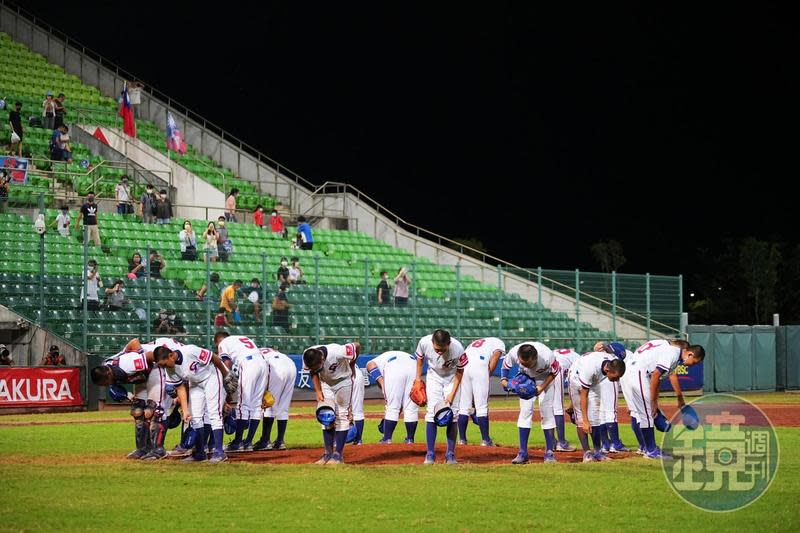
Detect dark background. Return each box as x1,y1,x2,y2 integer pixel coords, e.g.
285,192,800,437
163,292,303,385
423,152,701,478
17,2,798,322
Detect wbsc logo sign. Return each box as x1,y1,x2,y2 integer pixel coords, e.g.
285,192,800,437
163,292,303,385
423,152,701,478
661,394,779,512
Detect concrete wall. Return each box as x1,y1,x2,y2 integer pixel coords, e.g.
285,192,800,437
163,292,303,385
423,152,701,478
0,306,84,367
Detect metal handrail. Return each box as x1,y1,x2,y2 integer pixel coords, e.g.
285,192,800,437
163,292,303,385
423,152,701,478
305,181,680,335
0,0,316,192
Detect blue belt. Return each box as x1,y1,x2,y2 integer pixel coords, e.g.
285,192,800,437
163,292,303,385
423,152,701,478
479,355,485,360
246,355,253,360
388,356,397,363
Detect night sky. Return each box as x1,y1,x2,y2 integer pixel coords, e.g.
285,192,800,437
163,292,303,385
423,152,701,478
19,2,796,281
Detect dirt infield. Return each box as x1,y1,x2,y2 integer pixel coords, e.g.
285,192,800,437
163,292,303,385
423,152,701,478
224,443,635,465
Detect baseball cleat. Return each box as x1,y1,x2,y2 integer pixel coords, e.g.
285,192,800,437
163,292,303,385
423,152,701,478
240,442,254,452
644,448,672,460
423,452,436,465
602,445,611,454
543,450,557,463
224,441,243,453
404,438,414,444
326,452,342,465
142,447,167,461
609,444,630,453
182,453,208,462
378,439,392,445
353,440,363,446
480,439,498,447
126,449,147,460
594,452,611,462
314,454,331,465
636,447,646,455
555,442,577,452
582,451,597,463
167,445,192,457
445,453,458,465
252,440,271,451
208,452,228,464
511,452,529,465
270,441,287,451
457,439,468,446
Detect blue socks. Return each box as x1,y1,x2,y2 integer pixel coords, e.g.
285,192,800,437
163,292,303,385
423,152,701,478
577,428,590,452
555,414,566,443
212,429,223,454
233,419,247,444
205,424,213,449
600,424,611,450
334,430,348,455
244,419,260,444
631,417,645,449
275,419,287,444
426,422,437,455
457,414,469,442
607,422,622,447
641,426,656,453
543,428,556,453
262,416,275,443
405,421,417,441
383,419,398,441
446,421,457,455
322,428,334,455
590,426,603,453
518,427,531,454
193,426,206,457
477,416,490,441
354,419,364,442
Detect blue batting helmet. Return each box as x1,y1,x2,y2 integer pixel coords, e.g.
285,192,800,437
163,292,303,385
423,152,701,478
108,384,128,402
433,401,454,427
510,372,538,400
184,427,197,448
345,425,359,443
681,405,699,430
606,342,627,360
316,401,336,428
654,409,672,432
166,408,182,429
223,411,236,434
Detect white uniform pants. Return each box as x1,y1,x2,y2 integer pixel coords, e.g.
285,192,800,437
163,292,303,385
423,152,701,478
321,376,354,431
458,362,490,417
189,368,225,430
264,358,297,421
236,355,268,421
382,356,419,422
599,378,619,424
568,377,602,428
620,369,654,428
517,376,556,430
424,370,462,423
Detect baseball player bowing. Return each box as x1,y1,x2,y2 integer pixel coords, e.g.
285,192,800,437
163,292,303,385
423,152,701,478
215,332,268,452
592,341,632,454
154,344,230,464
414,329,467,465
302,342,361,465
501,341,560,464
551,347,581,452
366,351,420,444
620,339,705,459
457,337,505,447
253,347,297,451
567,350,626,462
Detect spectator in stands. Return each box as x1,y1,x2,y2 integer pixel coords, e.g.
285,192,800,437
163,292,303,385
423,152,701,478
0,344,12,366
41,345,66,366
288,257,306,285
115,176,133,215
167,309,185,333
155,189,173,224
179,220,197,260
50,125,72,163
272,282,291,332
128,252,146,279
196,272,221,300
215,307,231,328
154,309,170,333
9,101,23,157
42,92,56,130
377,271,391,306
216,216,232,261
220,279,243,324
225,188,239,222
128,81,144,117
80,259,103,311
54,93,67,130
202,222,219,263
246,278,263,321
291,232,303,250
254,204,265,229
0,171,10,214
50,205,71,238
297,216,314,250
148,250,166,279
269,208,284,236
393,267,411,306
277,256,290,285
154,308,185,334
74,192,101,247
139,184,157,224
104,279,128,310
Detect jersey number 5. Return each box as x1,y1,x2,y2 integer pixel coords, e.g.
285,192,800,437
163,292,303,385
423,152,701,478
239,338,255,349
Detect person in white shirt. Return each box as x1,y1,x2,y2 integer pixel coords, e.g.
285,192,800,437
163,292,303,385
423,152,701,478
115,176,132,215
51,206,71,237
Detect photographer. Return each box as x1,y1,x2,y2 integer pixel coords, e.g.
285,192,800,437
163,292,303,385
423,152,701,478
154,309,185,334
41,345,66,366
0,344,12,366
80,259,102,311
104,279,129,311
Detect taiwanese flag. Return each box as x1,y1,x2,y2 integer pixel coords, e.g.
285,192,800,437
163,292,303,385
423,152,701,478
166,112,187,154
118,82,136,137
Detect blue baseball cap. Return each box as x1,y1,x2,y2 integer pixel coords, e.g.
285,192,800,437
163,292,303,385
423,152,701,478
604,342,627,360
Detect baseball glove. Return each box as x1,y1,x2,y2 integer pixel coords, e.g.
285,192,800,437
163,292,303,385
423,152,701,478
410,379,427,406
223,373,238,396
261,390,276,409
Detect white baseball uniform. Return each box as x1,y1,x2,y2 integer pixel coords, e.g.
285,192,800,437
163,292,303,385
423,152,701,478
503,341,559,430
305,343,358,431
352,366,366,422
165,344,225,430
261,348,297,421
568,351,615,427
620,340,682,428
552,348,581,416
415,335,467,423
218,335,268,421
372,351,419,422
138,338,184,411
598,350,632,424
459,337,505,418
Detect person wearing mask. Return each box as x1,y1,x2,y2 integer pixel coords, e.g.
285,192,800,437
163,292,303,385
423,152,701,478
271,282,291,332
276,256,290,285
115,176,132,215
41,345,67,366
297,216,314,250
216,216,232,262
179,220,197,260
288,257,305,285
269,209,284,236
81,259,103,311
105,279,128,310
128,252,146,279
225,188,239,222
149,250,166,279
246,278,263,321
155,190,173,224
140,184,157,224
54,93,67,130
254,204,265,229
203,222,219,263
42,92,56,130
394,267,411,306
51,205,71,238
377,271,391,306
74,192,101,247
0,345,13,366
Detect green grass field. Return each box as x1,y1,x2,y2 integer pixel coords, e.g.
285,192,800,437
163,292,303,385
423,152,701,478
1,395,799,532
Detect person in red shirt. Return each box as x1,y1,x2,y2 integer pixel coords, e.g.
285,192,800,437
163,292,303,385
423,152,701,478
254,205,265,228
269,209,284,235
